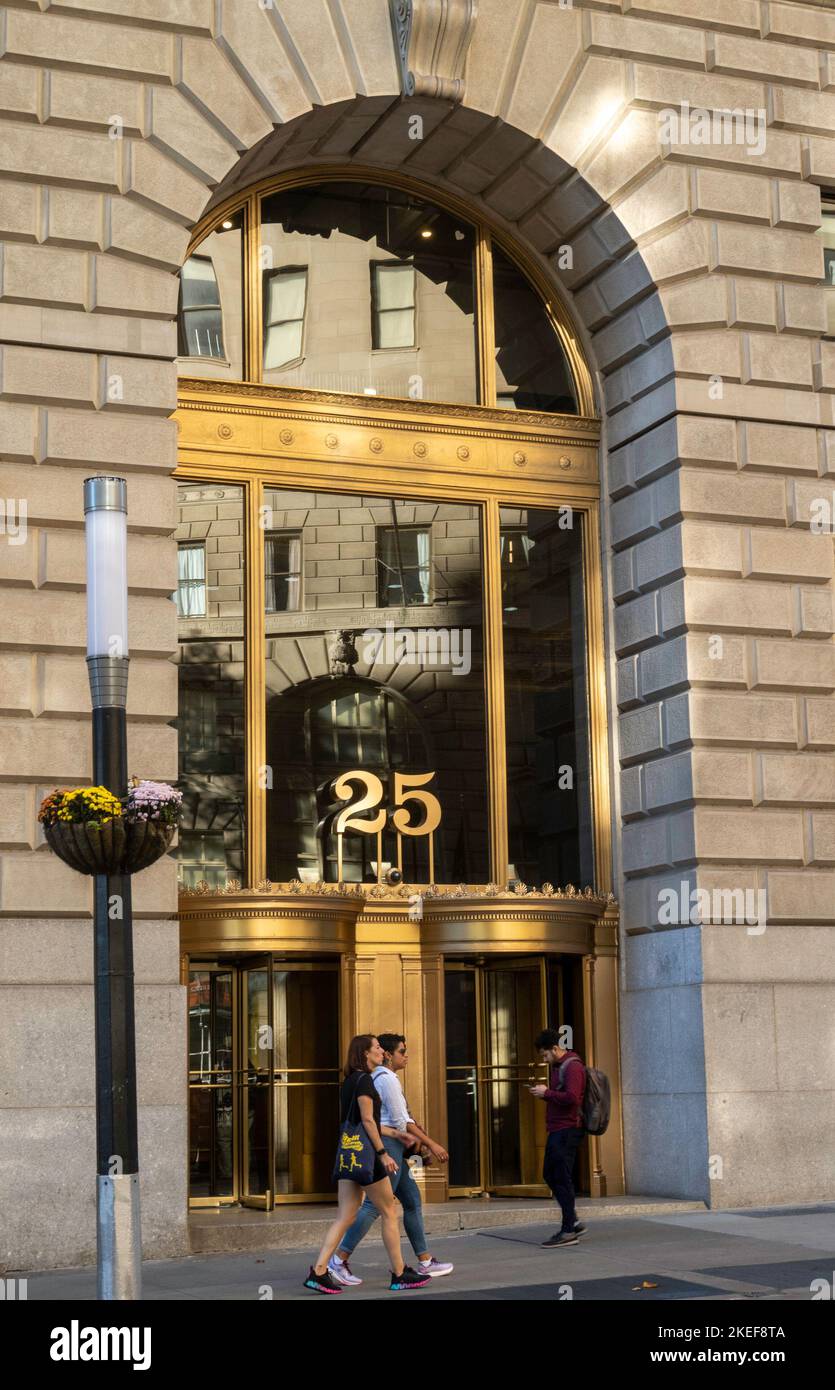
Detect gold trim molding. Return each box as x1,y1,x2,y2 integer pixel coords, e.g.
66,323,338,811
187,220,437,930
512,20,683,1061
177,378,600,449
389,0,478,103
179,882,619,958
181,878,614,903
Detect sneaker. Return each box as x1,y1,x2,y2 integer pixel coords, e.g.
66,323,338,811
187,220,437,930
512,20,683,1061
418,1257,454,1278
328,1255,363,1286
304,1266,342,1293
540,1230,579,1247
573,1222,587,1237
390,1264,431,1291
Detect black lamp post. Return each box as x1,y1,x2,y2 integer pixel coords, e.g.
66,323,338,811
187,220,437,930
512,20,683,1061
84,475,142,1300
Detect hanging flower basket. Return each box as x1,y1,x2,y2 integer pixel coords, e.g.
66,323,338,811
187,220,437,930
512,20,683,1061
39,782,181,877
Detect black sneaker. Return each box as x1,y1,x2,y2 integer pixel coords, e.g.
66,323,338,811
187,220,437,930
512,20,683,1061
573,1222,587,1237
304,1265,342,1293
541,1230,579,1247
390,1264,431,1290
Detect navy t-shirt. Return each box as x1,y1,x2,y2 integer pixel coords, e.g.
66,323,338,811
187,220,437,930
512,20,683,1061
341,1069,381,1134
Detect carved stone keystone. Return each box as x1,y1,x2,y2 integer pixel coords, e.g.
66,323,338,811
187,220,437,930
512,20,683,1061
389,0,478,103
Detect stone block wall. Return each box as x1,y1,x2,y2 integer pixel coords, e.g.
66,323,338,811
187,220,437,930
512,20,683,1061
1,0,834,1262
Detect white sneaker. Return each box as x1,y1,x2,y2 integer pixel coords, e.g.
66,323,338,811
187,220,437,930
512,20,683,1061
418,1257,454,1278
328,1255,363,1286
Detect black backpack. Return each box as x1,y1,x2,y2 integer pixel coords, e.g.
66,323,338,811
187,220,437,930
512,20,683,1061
559,1055,611,1136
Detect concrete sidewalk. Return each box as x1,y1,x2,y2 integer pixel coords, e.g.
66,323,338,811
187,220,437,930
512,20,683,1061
17,1201,835,1301
188,1192,707,1254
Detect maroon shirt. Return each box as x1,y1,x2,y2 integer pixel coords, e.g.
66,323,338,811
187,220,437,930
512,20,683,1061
543,1051,586,1132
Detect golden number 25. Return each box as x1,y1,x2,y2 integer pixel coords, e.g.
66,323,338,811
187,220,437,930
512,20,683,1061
391,772,441,836
332,771,386,835
330,770,441,838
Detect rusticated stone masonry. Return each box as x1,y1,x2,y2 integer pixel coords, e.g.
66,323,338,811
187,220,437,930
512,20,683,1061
0,0,833,1265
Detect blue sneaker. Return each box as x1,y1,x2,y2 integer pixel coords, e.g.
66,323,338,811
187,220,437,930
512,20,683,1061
304,1266,342,1293
390,1265,431,1291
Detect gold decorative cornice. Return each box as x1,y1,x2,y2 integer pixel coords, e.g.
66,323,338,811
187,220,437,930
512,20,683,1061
177,378,600,444
180,878,614,905
389,0,478,103
178,881,619,955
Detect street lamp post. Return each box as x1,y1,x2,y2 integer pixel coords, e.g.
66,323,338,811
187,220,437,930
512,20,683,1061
84,475,142,1300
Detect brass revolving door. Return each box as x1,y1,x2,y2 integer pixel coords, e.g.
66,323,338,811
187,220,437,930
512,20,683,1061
444,955,585,1198
187,955,341,1208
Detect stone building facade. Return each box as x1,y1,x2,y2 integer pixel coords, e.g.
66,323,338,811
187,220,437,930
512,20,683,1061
1,0,834,1270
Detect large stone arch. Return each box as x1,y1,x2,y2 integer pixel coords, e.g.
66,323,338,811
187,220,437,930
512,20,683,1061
2,1,833,1266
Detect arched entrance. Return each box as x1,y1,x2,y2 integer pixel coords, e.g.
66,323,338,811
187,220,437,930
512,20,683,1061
176,162,623,1208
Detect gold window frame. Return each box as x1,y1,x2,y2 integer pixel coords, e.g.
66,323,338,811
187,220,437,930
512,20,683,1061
175,169,611,897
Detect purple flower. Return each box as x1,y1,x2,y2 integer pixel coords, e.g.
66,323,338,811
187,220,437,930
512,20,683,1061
126,780,183,824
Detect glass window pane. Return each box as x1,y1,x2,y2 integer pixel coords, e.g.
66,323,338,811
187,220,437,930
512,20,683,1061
376,263,415,310
265,531,302,614
264,489,489,884
377,526,430,605
177,209,244,379
377,307,415,349
178,544,205,581
175,483,247,889
260,182,478,402
492,246,578,414
181,256,221,308
268,268,307,322
181,308,225,360
265,319,303,369
500,506,593,890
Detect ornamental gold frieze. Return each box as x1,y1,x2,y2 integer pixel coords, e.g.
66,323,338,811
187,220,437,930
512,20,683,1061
178,881,619,955
176,408,599,490
181,877,612,900
178,377,600,437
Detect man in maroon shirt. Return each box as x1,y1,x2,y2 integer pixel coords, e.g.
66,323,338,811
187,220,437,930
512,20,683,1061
529,1028,587,1247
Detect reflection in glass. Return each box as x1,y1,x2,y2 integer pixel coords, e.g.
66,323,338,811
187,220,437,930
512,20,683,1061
263,489,489,883
188,970,233,1198
260,182,478,401
265,531,301,613
372,262,416,348
501,507,593,889
493,246,577,414
444,968,480,1190
177,208,244,379
176,542,207,617
484,966,542,1188
244,966,271,1200
377,524,430,605
174,483,246,889
264,266,308,369
274,966,340,1196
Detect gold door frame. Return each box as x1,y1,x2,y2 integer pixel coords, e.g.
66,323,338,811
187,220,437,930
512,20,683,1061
480,957,549,1198
445,956,551,1199
187,955,344,1209
238,954,274,1210
187,960,239,1209
271,959,343,1205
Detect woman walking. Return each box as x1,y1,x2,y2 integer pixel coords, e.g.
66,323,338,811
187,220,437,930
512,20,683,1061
304,1034,431,1294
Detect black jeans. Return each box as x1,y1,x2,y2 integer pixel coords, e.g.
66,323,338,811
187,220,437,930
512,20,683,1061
543,1127,583,1231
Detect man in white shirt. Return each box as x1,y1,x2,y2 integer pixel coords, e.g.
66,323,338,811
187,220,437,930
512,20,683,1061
329,1032,454,1283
